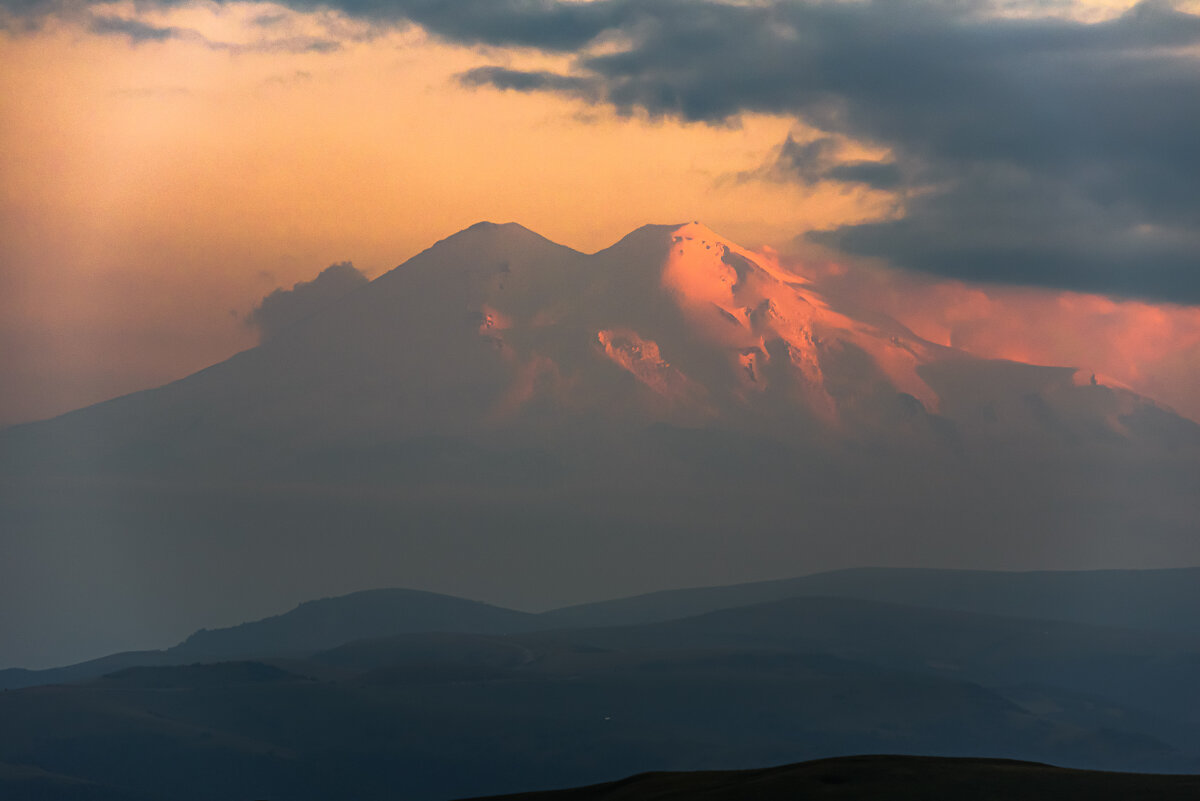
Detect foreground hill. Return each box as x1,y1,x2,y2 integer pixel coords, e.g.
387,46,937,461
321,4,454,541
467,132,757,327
0,650,1185,801
459,755,1200,801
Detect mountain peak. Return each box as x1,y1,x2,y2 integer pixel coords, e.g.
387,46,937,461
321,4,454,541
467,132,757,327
463,220,530,233
669,220,723,240
4,218,1194,476
432,220,571,253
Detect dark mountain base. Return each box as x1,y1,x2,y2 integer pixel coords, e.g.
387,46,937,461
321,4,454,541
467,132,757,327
461,755,1200,801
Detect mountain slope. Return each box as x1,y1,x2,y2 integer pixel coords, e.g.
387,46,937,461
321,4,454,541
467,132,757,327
170,587,540,661
545,595,1200,728
0,588,540,688
539,566,1200,634
10,564,1200,689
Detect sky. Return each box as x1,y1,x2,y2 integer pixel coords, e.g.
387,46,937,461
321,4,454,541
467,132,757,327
2,0,1200,426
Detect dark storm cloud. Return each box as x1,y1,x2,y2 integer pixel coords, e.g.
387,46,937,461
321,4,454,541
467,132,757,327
86,12,341,51
89,15,180,42
3,0,637,47
386,0,632,50
249,262,369,341
448,0,1200,302
458,66,599,99
741,135,904,191
8,0,1200,299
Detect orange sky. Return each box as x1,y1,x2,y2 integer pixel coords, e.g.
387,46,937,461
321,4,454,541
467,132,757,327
789,251,1200,423
2,1,1198,425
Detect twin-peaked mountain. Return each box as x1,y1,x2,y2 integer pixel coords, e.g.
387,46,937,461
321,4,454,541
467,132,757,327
4,221,1195,479
1,222,1198,670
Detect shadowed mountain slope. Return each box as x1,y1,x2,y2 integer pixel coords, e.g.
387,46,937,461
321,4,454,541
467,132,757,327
7,565,1200,691
169,587,541,661
539,566,1200,634
0,588,540,689
541,595,1200,728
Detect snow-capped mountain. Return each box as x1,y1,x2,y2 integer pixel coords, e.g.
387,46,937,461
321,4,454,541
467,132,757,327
4,221,1190,475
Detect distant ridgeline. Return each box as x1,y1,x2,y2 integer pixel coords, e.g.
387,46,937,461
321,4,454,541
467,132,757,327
2,566,1200,800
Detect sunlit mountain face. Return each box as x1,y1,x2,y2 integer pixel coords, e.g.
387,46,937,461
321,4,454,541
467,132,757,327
1,222,1198,669
8,221,1187,461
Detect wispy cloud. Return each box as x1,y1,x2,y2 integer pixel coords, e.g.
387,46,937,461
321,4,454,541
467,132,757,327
736,135,904,191
88,12,341,53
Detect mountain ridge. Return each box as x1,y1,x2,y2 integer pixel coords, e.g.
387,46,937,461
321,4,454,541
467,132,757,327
8,565,1200,683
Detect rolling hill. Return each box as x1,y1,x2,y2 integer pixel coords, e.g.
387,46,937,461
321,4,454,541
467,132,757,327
458,755,1200,801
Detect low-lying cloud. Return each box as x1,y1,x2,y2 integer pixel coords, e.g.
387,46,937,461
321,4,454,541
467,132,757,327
249,262,368,341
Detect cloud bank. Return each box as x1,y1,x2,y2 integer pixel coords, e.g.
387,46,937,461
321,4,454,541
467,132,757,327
449,0,1200,302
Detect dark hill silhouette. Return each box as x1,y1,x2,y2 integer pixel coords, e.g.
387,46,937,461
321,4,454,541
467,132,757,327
0,647,1187,801
4,584,1200,799
0,588,539,690
457,755,1200,801
539,566,1200,635
546,595,1200,728
170,587,540,661
7,565,1200,692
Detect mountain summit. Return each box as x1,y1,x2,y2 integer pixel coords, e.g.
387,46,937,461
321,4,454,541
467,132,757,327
1,222,1198,668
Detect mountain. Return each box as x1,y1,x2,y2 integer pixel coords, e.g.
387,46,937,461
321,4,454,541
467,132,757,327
536,595,1200,731
10,564,1200,690
0,588,539,689
5,221,1193,473
169,587,540,661
459,755,1200,801
1,221,1198,669
539,566,1200,633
